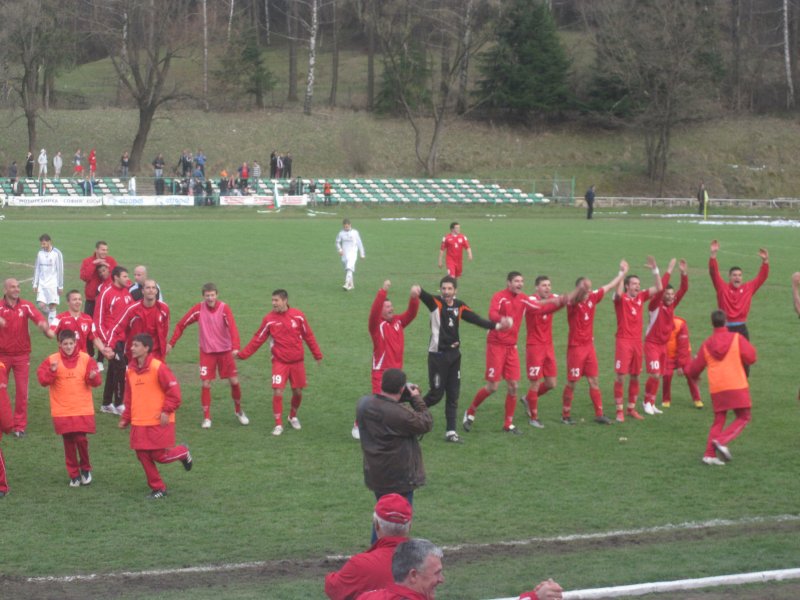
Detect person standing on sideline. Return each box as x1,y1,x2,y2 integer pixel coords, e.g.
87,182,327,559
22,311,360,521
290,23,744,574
560,262,627,426
642,259,688,414
708,240,768,375
53,151,63,177
37,330,102,487
25,151,34,178
118,334,192,499
0,278,55,436
463,271,528,434
438,222,473,279
686,310,756,466
337,218,366,291
237,289,323,436
421,276,512,442
0,360,13,496
584,185,596,220
33,233,65,326
37,149,48,178
697,181,707,216
324,494,413,600
357,369,432,527
129,265,163,302
611,256,662,422
120,152,130,179
167,283,246,429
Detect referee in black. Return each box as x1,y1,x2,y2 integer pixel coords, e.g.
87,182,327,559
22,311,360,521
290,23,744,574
420,276,512,443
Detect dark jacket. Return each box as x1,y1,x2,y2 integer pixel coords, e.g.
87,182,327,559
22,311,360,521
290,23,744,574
356,393,432,495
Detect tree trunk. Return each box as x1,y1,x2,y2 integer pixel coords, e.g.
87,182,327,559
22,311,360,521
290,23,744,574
783,0,795,108
304,0,319,115
367,6,375,111
329,0,339,107
203,0,209,111
287,0,298,101
456,0,473,114
129,104,158,173
264,0,270,45
730,0,741,111
228,0,235,44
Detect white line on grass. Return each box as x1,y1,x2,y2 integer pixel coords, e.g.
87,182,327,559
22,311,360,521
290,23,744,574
489,568,800,599
25,513,800,585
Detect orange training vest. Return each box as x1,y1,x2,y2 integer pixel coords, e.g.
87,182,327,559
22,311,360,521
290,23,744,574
128,359,174,426
704,335,748,394
48,352,94,418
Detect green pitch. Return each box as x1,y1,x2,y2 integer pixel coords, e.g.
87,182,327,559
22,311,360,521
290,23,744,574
2,205,799,599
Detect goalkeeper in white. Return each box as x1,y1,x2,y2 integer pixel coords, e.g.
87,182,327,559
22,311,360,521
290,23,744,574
335,218,366,291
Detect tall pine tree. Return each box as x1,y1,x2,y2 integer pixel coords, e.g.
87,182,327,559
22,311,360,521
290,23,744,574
476,0,570,118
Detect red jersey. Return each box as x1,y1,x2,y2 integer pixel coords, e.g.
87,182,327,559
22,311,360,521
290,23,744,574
108,300,170,360
522,294,566,347
356,583,428,600
566,288,605,347
96,283,135,344
239,307,323,364
0,297,47,354
53,311,96,353
79,254,118,301
170,301,241,354
645,274,688,345
709,257,768,323
441,233,470,263
369,289,419,371
614,290,652,341
487,288,525,346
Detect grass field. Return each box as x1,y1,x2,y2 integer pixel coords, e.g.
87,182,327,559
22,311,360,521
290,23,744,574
1,204,800,599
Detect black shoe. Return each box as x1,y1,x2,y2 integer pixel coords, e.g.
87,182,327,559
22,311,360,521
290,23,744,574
462,411,474,432
147,489,167,499
181,449,193,471
561,416,576,425
503,425,522,435
594,415,613,425
69,477,81,488
80,470,92,486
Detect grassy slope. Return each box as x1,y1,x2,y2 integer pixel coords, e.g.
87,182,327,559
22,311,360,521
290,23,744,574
1,205,799,599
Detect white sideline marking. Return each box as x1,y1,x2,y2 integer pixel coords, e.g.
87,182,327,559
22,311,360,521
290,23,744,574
489,568,800,599
25,513,800,584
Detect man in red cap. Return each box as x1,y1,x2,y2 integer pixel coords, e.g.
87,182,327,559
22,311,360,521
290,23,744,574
325,494,413,600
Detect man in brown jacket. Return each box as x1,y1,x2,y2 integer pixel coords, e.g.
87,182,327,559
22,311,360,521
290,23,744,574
357,368,432,542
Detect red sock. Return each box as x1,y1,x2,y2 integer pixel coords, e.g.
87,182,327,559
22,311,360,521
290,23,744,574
272,395,283,425
645,377,659,404
469,387,492,415
525,389,539,419
231,383,242,412
687,376,701,401
504,394,517,429
662,374,672,403
613,380,624,411
561,386,573,418
201,387,211,419
590,387,603,417
628,379,640,410
537,381,550,397
289,392,302,418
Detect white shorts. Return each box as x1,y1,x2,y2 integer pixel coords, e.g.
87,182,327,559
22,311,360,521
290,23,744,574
36,286,60,306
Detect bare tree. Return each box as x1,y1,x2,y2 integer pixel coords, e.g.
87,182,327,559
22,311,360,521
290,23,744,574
783,0,795,108
95,0,192,172
328,0,339,107
287,0,299,101
203,0,209,111
303,0,319,115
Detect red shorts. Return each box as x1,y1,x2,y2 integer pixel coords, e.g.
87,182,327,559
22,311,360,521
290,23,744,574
446,259,463,278
485,343,520,382
199,350,238,381
566,344,598,381
614,339,643,375
644,342,667,375
525,344,557,380
272,360,307,390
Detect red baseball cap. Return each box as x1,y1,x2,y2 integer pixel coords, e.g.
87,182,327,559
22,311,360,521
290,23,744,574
375,494,412,524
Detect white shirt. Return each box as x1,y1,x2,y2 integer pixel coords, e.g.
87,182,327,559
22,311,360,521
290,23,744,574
33,247,64,290
336,228,365,259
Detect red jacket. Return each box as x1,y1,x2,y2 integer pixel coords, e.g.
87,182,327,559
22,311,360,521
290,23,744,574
0,362,12,435
79,254,118,301
121,355,182,450
356,583,428,600
325,536,408,600
0,297,47,354
239,307,322,364
108,300,170,360
369,289,419,372
709,257,768,323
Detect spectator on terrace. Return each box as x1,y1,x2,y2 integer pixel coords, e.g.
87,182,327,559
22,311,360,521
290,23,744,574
270,150,278,178
37,149,48,179
8,161,18,187
195,149,206,176
252,160,262,181
238,162,249,193
53,152,63,178
25,151,34,178
284,153,293,179
73,149,83,176
120,152,130,179
88,149,97,180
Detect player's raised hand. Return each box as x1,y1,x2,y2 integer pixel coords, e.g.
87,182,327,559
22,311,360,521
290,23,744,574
619,259,629,274
382,280,391,291
645,255,657,270
410,285,421,298
710,240,719,256
667,258,677,273
758,247,769,262
679,259,688,274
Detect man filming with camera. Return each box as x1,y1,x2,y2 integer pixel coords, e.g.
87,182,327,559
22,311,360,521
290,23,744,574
357,368,433,542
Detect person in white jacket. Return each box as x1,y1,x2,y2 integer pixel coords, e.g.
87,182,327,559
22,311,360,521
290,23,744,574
37,149,48,178
33,233,64,325
335,218,366,291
